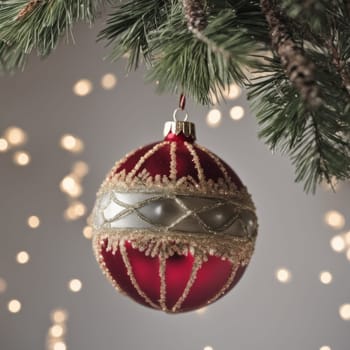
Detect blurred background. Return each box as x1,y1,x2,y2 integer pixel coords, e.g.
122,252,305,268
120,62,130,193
0,21,349,350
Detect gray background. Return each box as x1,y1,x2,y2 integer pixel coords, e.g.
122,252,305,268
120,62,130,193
0,22,349,350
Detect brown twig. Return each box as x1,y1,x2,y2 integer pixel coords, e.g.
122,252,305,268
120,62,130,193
326,35,350,97
260,0,322,107
16,0,43,20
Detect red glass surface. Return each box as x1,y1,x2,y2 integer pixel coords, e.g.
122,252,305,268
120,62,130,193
100,240,247,313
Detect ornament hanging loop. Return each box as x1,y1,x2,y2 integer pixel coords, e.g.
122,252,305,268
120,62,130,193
173,108,189,122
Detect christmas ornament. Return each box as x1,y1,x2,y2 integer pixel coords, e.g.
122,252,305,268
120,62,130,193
90,110,258,313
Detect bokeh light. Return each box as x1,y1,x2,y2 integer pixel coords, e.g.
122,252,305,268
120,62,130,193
50,325,65,338
101,73,118,90
83,226,93,240
319,271,333,285
27,215,40,229
4,126,27,146
16,251,30,264
324,210,345,229
13,151,30,166
72,161,89,177
53,341,66,350
230,106,245,121
51,309,68,324
206,109,222,127
60,134,84,154
73,79,93,96
69,279,82,292
339,304,350,320
8,299,21,313
223,83,241,100
0,277,7,293
276,268,292,283
330,235,346,253
0,138,9,152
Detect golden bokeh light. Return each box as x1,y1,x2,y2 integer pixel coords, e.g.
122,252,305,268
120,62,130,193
339,304,350,320
319,271,332,285
206,109,222,127
101,73,118,90
4,126,27,146
0,277,7,293
230,106,245,121
51,309,68,324
73,79,93,97
223,83,241,100
72,161,89,177
0,138,9,152
50,325,65,338
27,215,40,229
324,210,345,229
60,134,84,153
276,268,292,283
330,235,346,253
13,151,31,166
83,226,93,240
204,346,214,350
69,279,82,292
60,175,82,198
53,341,66,350
8,299,21,313
320,346,331,350
16,251,30,264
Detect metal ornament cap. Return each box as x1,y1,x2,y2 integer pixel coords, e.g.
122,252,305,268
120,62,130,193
163,121,196,141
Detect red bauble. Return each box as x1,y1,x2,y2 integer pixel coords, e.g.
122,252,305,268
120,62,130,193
91,119,257,313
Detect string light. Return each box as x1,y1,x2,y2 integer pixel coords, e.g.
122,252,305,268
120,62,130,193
319,271,332,285
339,304,350,320
51,310,68,324
0,277,7,293
330,235,346,253
50,325,65,338
4,126,27,146
16,251,30,264
0,138,9,152
223,83,241,100
60,175,82,198
8,299,21,313
53,342,66,350
60,134,84,153
83,226,93,239
68,279,82,292
230,106,245,121
101,73,118,90
206,109,222,127
324,210,345,229
27,215,40,229
276,268,292,283
72,161,89,177
73,79,93,96
13,151,31,166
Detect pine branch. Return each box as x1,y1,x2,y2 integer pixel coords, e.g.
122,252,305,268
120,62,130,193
0,0,100,71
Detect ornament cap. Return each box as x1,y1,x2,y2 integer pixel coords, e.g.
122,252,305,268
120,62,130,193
163,121,196,141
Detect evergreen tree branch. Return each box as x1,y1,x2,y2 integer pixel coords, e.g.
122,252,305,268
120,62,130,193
0,0,100,71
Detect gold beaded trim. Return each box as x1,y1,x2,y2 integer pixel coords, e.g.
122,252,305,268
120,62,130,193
93,229,255,265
